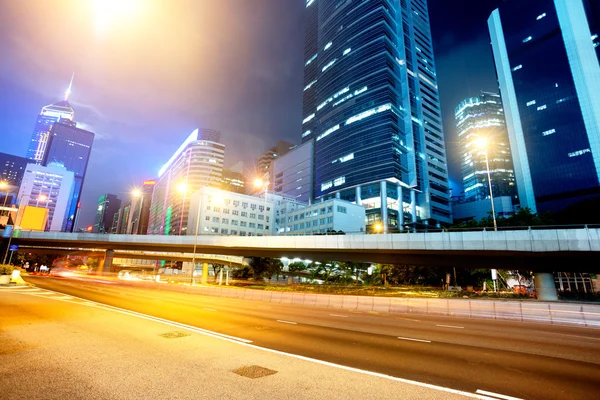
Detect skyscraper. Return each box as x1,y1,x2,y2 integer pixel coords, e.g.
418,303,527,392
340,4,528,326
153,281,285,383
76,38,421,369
488,0,600,213
255,140,295,184
93,193,121,233
26,77,75,163
148,129,225,235
455,92,516,202
0,152,28,206
302,0,451,231
42,120,94,231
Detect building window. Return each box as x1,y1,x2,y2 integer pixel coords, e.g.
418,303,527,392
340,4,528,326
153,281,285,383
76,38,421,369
240,221,247,227
242,202,248,208
213,207,220,212
542,129,556,136
320,218,326,224
337,206,347,213
327,206,333,213
257,224,263,230
223,209,230,214
313,220,318,227
299,223,305,229
258,214,264,220
221,228,228,234
241,211,248,217
231,220,238,226
250,213,256,219
212,217,220,223
206,206,211,211
259,205,264,212
231,230,237,235
249,222,256,228
222,218,229,224
233,200,239,207
251,204,257,210
537,105,547,111
205,216,210,221
523,36,532,43
232,210,239,216
327,217,333,223
511,65,522,72
536,13,546,20
526,100,536,107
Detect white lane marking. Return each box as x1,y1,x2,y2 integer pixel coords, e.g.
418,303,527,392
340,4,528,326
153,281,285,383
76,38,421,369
476,389,523,400
22,288,252,344
276,320,298,325
436,324,464,329
329,314,349,318
397,336,431,343
203,308,217,312
25,288,499,399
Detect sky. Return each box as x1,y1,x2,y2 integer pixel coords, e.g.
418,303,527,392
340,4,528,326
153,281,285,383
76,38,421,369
0,0,503,229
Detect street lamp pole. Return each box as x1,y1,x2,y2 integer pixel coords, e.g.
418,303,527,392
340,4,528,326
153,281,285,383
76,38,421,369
190,196,202,285
482,148,497,232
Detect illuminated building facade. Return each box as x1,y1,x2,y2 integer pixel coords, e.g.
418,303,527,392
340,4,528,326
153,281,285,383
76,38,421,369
302,0,452,231
17,163,74,232
147,129,225,235
0,152,27,206
255,141,295,185
273,140,313,203
93,194,121,233
455,92,516,202
489,0,600,212
42,120,94,231
26,77,75,163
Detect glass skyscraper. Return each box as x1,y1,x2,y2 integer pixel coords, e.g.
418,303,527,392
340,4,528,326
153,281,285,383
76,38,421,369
26,99,75,163
42,120,94,231
455,92,516,202
302,0,451,231
489,0,600,213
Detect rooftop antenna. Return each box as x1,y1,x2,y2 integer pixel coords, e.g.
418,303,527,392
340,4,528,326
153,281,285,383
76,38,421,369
64,72,74,101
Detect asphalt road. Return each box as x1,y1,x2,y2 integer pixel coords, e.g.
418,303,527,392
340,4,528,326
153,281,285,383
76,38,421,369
15,276,600,399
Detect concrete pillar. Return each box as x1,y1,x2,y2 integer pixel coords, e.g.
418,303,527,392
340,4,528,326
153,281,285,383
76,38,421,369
97,249,115,275
397,185,404,231
355,186,362,205
410,190,417,223
380,181,388,233
201,262,209,284
534,272,558,301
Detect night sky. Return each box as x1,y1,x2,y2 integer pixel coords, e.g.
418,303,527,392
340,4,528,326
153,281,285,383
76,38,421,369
0,0,503,229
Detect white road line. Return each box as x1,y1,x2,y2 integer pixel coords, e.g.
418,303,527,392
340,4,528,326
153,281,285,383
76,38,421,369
436,324,464,329
329,314,349,318
276,320,298,325
397,336,431,343
21,287,501,399
476,389,524,400
203,308,217,312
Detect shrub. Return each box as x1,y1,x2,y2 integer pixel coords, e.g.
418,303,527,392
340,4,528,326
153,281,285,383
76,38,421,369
0,264,14,275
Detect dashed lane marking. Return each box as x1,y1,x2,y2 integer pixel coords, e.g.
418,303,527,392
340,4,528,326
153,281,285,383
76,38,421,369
276,320,298,325
436,324,464,329
397,336,431,343
475,389,523,400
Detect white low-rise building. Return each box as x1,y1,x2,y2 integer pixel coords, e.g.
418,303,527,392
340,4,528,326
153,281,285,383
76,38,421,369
277,199,365,235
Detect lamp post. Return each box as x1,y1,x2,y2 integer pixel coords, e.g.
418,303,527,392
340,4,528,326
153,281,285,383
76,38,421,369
474,137,497,232
177,182,188,236
253,177,269,236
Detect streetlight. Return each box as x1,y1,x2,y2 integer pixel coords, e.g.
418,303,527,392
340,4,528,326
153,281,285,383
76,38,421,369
253,177,269,236
374,223,382,234
474,137,497,232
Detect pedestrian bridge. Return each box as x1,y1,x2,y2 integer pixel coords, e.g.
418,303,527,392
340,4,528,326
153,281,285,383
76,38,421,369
5,228,600,271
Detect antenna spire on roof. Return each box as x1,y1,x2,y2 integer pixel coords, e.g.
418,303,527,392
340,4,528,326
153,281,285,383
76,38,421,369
64,72,74,101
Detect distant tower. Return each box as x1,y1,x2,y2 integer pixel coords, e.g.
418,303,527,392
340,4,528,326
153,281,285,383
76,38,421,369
455,92,516,202
26,75,75,163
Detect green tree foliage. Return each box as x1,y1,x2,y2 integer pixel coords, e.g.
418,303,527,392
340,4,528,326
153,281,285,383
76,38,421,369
288,261,307,272
247,257,283,280
451,207,554,229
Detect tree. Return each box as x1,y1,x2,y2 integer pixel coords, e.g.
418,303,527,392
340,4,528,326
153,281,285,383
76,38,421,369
247,257,283,280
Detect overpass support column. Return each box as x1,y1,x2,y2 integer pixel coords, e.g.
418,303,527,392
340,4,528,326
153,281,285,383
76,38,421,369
201,262,209,284
355,186,361,205
98,249,115,275
397,185,404,231
380,181,388,233
535,273,558,301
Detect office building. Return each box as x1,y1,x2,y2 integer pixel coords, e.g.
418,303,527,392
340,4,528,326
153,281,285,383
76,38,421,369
451,195,516,223
93,194,121,233
26,77,75,163
187,187,276,236
17,163,75,231
221,165,247,194
455,92,516,201
148,129,225,235
0,152,28,206
42,120,94,231
302,0,452,231
255,140,295,185
277,198,365,235
489,0,600,213
273,140,313,203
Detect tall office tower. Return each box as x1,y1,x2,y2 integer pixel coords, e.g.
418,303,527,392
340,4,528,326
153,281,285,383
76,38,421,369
148,129,225,235
489,0,600,213
0,152,28,206
455,92,516,201
42,120,94,231
17,163,75,232
273,140,314,203
93,194,121,233
111,181,153,235
221,166,247,194
26,77,75,163
255,140,295,184
302,0,452,231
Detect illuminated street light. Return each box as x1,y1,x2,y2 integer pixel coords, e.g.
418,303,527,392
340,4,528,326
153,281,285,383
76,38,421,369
131,188,142,198
374,223,382,233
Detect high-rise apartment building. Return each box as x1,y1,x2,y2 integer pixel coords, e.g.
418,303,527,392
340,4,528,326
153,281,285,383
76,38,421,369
255,140,295,187
221,166,247,194
93,194,121,233
26,78,75,163
489,0,600,213
42,120,94,231
17,163,75,231
148,129,225,235
0,152,28,206
455,92,516,201
302,0,451,231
